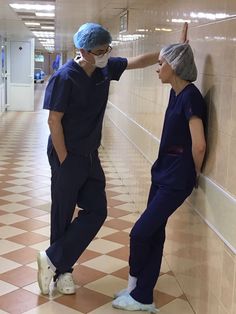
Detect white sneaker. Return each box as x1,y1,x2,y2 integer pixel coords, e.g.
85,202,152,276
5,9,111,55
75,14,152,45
37,251,55,295
114,288,129,298
56,272,76,294
112,294,159,313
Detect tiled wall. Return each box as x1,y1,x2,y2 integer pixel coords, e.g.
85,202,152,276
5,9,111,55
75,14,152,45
101,0,236,313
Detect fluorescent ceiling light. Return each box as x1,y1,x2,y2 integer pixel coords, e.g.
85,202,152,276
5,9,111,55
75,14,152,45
171,18,191,23
190,12,230,20
118,34,145,41
25,22,40,26
36,12,55,17
155,28,172,32
9,3,55,11
136,29,149,32
32,31,54,38
38,38,55,43
41,26,54,30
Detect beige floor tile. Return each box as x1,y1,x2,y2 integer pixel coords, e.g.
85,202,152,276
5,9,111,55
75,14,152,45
0,226,26,238
105,173,121,179
33,226,50,236
107,186,129,194
111,194,134,202
82,255,127,273
87,239,123,254
0,240,24,255
159,298,194,314
35,214,50,223
114,202,136,211
23,281,62,299
3,186,32,193
23,301,82,314
85,274,126,297
0,213,27,225
106,179,124,186
96,226,118,238
155,274,183,298
0,280,18,296
0,257,21,274
0,193,31,202
160,257,171,273
88,301,145,314
6,179,32,185
30,239,50,251
119,213,140,223
0,203,29,213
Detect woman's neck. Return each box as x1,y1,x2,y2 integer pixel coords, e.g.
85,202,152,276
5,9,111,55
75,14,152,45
171,77,190,96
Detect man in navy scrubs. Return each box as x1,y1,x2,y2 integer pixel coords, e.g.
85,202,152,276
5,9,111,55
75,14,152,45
37,22,188,296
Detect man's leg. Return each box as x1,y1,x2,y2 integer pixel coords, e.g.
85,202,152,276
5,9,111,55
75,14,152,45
46,152,107,273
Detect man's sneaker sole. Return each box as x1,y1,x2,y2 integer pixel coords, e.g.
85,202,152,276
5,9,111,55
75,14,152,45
37,252,54,295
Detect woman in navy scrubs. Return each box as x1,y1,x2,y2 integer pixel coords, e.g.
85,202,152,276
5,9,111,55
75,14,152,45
37,23,188,296
113,43,206,312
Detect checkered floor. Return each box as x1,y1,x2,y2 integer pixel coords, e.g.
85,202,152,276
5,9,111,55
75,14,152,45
0,86,195,313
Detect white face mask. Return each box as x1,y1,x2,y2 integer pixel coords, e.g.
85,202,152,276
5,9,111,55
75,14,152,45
93,53,109,68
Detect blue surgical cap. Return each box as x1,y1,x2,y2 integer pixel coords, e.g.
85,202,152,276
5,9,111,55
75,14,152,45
73,23,112,50
160,43,197,82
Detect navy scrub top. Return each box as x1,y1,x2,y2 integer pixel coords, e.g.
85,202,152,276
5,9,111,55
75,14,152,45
43,57,128,156
151,83,206,190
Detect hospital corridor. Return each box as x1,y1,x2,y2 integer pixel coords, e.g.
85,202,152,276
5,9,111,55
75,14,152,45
0,1,236,314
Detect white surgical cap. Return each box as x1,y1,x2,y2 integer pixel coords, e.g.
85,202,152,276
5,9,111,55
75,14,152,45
160,43,197,82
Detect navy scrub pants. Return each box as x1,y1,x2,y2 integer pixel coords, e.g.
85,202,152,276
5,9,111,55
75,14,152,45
129,183,193,304
46,149,107,275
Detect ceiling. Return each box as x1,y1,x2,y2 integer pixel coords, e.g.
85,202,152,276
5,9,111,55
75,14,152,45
0,0,167,52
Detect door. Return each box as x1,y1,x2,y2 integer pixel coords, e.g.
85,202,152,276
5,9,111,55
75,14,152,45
7,38,34,111
0,42,6,113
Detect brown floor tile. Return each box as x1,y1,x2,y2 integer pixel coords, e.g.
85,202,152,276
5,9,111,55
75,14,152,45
103,231,129,245
112,266,129,280
154,290,176,308
107,207,131,218
0,199,10,206
19,198,48,207
0,183,12,190
104,218,133,230
16,207,48,218
7,231,48,245
55,287,112,313
0,289,48,314
0,209,7,215
0,265,37,287
77,249,101,264
11,218,49,231
105,190,121,198
107,199,127,207
108,246,130,262
73,265,107,286
2,246,39,264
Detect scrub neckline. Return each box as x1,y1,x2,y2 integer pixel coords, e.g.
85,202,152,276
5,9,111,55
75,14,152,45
71,58,98,79
174,82,193,97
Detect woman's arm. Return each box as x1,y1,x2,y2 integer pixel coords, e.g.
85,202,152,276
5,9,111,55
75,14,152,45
189,116,206,177
48,110,67,164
